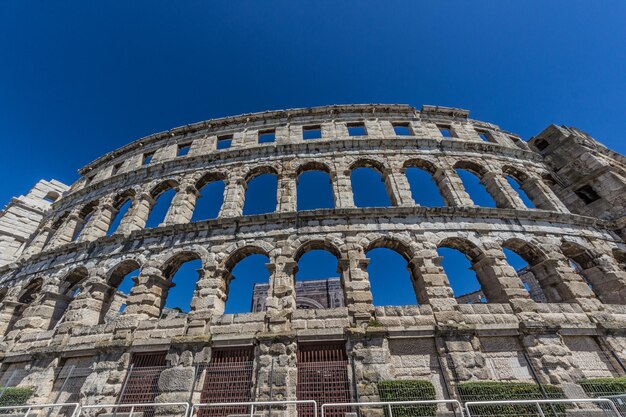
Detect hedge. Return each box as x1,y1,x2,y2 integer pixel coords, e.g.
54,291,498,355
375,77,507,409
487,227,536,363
377,379,437,417
0,387,34,407
458,381,567,417
579,377,626,397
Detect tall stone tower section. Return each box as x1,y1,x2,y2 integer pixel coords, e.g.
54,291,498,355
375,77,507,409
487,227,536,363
0,179,69,266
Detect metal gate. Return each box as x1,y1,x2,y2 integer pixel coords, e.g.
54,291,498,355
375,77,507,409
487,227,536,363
198,346,255,417
118,351,168,417
297,342,352,417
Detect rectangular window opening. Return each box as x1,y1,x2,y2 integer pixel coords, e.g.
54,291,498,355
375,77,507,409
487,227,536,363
575,184,601,204
476,130,491,142
438,125,453,138
258,129,276,144
143,152,154,166
393,123,412,136
111,162,123,175
347,122,367,137
177,143,191,157
217,135,233,150
303,125,322,140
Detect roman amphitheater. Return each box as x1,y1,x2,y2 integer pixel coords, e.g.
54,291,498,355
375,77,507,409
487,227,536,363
1,104,626,417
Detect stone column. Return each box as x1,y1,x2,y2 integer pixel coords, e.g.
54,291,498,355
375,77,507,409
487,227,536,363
470,253,533,305
117,193,154,234
432,168,474,207
331,169,354,209
219,175,245,218
46,209,82,250
164,183,199,226
10,289,65,334
122,267,174,320
384,168,414,207
408,243,457,312
523,177,570,213
481,172,527,209
277,172,297,213
256,334,298,408
342,246,375,325
264,258,297,333
576,253,626,305
56,277,112,333
186,265,228,336
0,298,24,335
76,204,114,243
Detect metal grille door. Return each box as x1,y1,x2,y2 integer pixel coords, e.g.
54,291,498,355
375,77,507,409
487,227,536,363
119,352,167,407
297,342,352,417
199,347,255,417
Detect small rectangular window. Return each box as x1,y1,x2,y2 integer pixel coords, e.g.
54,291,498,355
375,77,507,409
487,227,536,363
303,125,322,140
575,185,601,204
347,122,366,137
217,135,233,150
476,130,491,142
111,162,123,175
177,143,191,157
534,139,549,151
393,123,412,136
438,125,452,138
143,152,154,166
258,129,275,144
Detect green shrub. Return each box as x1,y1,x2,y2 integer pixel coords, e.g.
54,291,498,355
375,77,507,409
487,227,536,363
458,381,567,417
377,379,437,417
0,387,34,407
580,377,626,397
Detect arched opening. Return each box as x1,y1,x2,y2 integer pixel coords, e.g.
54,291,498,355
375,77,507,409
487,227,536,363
107,192,134,235
366,247,418,306
297,164,334,211
295,245,344,309
100,260,141,323
193,174,226,222
351,167,392,208
71,201,98,241
506,176,535,208
162,253,202,316
437,238,490,303
4,278,43,335
454,163,496,208
43,191,60,203
404,160,444,207
243,169,278,215
146,182,177,228
50,267,89,329
225,252,271,314
502,248,545,302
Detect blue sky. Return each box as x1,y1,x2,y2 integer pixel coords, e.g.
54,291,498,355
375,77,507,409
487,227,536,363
2,1,625,312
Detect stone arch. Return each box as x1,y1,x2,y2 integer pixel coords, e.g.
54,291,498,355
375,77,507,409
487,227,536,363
294,239,343,263
71,199,100,241
403,158,438,174
1,278,43,335
242,165,279,215
145,179,179,228
453,160,498,208
18,277,43,304
501,165,561,210
221,244,272,314
243,165,279,183
223,245,272,273
195,171,227,191
191,172,227,222
349,158,388,174
100,259,142,323
156,249,205,314
363,235,414,262
349,159,394,207
150,179,180,198
160,249,205,279
48,266,90,330
107,189,136,235
403,159,446,206
295,161,332,176
453,160,488,177
296,162,335,210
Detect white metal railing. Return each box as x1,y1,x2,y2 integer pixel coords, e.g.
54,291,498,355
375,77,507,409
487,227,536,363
77,402,189,417
464,398,620,417
0,403,80,417
192,400,317,417
321,400,465,417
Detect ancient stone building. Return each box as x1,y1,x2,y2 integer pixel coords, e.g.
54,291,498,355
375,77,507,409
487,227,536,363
1,104,626,415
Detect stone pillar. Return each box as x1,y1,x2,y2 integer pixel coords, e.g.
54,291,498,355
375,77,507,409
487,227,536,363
331,169,354,209
46,209,81,250
432,168,474,207
0,298,24,335
22,221,54,258
342,246,375,325
11,289,64,334
265,258,297,333
186,266,227,336
530,257,601,311
408,246,457,312
164,184,199,226
118,193,153,234
347,329,393,403
123,267,174,319
219,175,245,218
385,168,414,207
470,253,533,305
56,277,112,333
277,172,297,213
76,204,114,243
523,177,570,213
481,172,526,209
577,253,626,304
256,334,298,408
